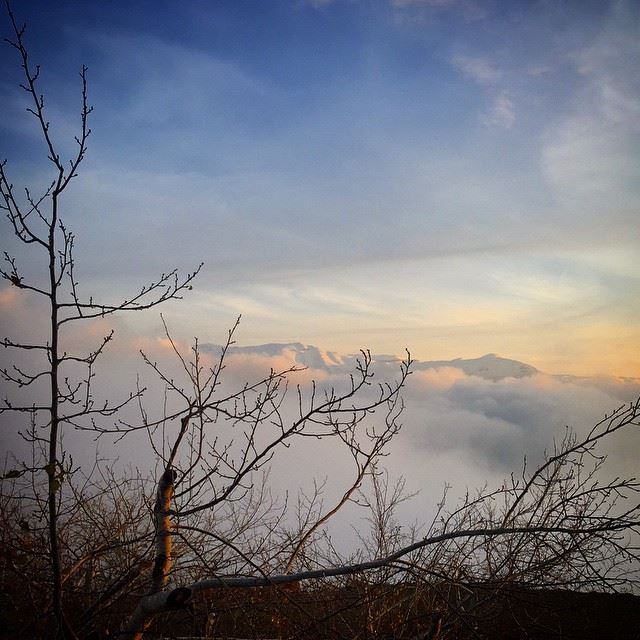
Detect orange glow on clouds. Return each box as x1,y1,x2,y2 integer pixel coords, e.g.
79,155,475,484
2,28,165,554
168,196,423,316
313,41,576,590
0,286,19,306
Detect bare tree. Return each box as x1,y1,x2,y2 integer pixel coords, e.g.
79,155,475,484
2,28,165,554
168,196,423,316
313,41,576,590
342,402,640,638
0,5,198,638
114,323,410,638
0,7,410,638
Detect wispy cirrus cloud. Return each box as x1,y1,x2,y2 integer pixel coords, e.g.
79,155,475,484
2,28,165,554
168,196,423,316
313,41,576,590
489,90,515,128
451,54,500,85
541,2,640,214
450,56,514,127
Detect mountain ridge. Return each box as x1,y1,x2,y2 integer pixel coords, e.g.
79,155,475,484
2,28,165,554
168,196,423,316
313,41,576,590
200,342,639,385
200,343,540,381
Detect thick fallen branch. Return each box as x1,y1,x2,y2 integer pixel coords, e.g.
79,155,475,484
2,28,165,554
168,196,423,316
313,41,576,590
191,521,639,590
122,517,639,633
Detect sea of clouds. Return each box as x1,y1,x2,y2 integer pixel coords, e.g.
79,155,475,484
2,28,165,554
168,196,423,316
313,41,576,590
1,299,638,547
193,342,640,541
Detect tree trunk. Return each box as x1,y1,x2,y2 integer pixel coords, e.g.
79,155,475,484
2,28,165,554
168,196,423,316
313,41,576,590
121,468,177,640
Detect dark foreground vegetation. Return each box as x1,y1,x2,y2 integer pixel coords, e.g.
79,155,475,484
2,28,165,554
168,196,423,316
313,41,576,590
3,563,640,640
186,586,640,640
138,586,640,640
1,3,640,639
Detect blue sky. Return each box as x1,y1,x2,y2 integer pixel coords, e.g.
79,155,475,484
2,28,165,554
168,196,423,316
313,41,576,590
1,0,639,375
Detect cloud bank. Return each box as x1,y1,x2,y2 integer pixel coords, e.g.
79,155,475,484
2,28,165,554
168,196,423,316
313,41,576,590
199,342,640,480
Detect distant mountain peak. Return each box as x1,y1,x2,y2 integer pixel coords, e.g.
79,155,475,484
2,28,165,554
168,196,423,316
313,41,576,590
201,343,538,381
413,354,538,381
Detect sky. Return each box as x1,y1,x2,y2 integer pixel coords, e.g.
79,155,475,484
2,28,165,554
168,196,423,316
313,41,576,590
1,0,639,379
1,1,640,548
